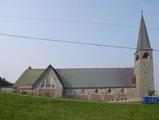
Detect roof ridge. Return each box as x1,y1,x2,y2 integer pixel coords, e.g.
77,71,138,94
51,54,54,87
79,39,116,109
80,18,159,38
28,68,45,70
56,67,133,70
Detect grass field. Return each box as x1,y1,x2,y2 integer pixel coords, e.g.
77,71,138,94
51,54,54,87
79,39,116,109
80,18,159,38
0,93,159,120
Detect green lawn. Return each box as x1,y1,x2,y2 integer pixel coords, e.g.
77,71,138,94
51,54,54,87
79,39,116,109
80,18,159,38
0,93,159,120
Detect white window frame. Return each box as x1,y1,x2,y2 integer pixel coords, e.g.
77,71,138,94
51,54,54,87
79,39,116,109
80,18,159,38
40,75,56,89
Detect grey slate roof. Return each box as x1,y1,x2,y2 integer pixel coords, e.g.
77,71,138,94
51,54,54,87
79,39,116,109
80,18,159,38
137,15,151,51
14,69,44,87
56,68,134,88
14,66,134,89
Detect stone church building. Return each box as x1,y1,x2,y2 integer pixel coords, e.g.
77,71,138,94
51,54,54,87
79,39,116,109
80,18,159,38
14,15,154,102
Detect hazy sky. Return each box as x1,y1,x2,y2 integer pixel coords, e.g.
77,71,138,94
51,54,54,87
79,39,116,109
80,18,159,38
0,0,159,90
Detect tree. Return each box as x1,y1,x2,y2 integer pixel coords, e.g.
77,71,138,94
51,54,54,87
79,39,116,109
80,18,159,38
0,77,13,87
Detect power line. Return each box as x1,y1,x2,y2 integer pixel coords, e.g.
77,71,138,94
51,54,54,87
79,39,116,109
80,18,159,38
0,33,135,49
0,32,158,52
135,0,159,3
0,15,158,30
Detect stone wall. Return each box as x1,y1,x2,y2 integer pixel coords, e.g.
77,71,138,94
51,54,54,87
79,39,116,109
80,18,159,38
39,88,55,97
63,87,138,101
135,51,154,98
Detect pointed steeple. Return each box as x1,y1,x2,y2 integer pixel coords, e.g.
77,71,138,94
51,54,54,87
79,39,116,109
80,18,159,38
137,15,151,52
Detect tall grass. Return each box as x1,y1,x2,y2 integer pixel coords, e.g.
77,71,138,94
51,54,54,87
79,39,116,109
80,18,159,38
0,93,159,120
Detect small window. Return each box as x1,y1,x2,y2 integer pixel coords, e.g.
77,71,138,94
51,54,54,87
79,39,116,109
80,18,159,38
107,89,111,93
118,89,127,101
106,89,112,95
120,89,125,94
95,89,98,93
132,76,136,85
143,52,149,59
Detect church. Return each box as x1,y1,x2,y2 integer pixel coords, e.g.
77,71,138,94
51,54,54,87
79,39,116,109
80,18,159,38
14,15,154,102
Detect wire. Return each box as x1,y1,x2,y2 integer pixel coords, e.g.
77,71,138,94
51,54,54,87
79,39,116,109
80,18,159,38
0,32,158,52
135,0,159,3
0,33,136,49
0,15,158,30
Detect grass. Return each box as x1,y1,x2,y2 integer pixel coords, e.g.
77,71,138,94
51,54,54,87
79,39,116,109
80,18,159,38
0,93,159,120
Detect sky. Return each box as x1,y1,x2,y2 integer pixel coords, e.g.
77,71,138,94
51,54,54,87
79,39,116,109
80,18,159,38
0,0,159,90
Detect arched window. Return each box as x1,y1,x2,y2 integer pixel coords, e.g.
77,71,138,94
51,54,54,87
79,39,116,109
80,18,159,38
108,89,111,93
143,52,149,59
136,55,139,61
117,89,127,101
105,89,114,101
132,75,136,85
95,89,98,93
106,89,114,95
106,89,112,95
91,89,102,100
106,89,111,94
120,88,125,94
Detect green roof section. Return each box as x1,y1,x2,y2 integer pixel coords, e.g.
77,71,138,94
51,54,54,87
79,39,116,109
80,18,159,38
14,68,45,87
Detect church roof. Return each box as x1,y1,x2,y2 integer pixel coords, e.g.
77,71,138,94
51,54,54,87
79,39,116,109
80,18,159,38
56,68,134,88
14,66,135,89
14,69,44,87
137,15,151,51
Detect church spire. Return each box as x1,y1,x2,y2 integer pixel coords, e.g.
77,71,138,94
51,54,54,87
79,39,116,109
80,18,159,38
136,15,151,52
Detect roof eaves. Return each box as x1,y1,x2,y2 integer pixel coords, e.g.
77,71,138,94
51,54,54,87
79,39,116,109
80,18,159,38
64,86,136,89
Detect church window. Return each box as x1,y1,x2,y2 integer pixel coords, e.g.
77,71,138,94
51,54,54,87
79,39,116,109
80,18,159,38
108,89,111,92
45,78,51,87
41,80,45,87
41,76,55,88
118,89,127,101
120,88,125,94
106,89,112,94
136,55,139,61
132,76,136,85
105,89,114,101
95,89,98,93
143,52,149,59
106,89,112,95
